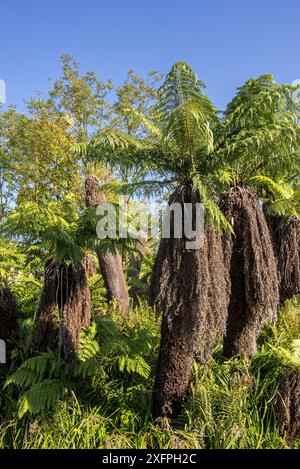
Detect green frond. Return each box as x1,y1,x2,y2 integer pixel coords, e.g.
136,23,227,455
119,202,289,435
192,175,233,233
78,323,100,361
250,175,292,199
2,201,83,263
113,354,151,379
0,237,25,285
156,62,218,173
5,352,64,389
216,74,300,183
121,107,161,137
75,358,106,380
17,379,70,418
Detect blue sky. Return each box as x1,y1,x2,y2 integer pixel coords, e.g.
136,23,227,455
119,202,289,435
0,0,299,111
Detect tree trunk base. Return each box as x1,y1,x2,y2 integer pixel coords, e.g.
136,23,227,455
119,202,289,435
275,371,300,447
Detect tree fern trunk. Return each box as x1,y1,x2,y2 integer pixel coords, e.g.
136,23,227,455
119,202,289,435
34,259,91,362
96,248,130,313
264,208,300,304
151,183,228,419
275,370,300,447
85,176,130,314
34,258,59,352
58,262,91,362
0,287,18,372
220,185,279,358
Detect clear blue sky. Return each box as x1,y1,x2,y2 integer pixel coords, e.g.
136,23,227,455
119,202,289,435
0,0,299,111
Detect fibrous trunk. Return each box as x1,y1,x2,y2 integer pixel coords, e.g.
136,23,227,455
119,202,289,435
34,258,59,352
264,208,300,304
0,287,18,341
58,262,91,362
85,176,130,314
81,253,97,278
151,183,228,419
220,185,279,358
34,259,91,362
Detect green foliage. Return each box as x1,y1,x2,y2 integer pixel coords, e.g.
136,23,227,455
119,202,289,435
2,306,159,420
1,58,300,450
215,74,300,184
2,201,83,263
2,299,300,448
0,237,25,286
17,380,70,419
192,175,233,233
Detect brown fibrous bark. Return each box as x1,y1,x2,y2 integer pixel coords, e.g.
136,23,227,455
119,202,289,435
151,183,228,419
58,262,91,362
220,185,279,358
0,287,18,372
34,258,91,362
264,209,300,304
85,175,130,314
275,370,300,447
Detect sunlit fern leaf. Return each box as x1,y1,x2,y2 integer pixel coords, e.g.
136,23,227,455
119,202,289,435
156,62,218,170
5,352,64,389
2,201,83,263
250,175,292,199
291,339,300,364
215,75,300,183
113,354,151,379
79,323,100,361
17,379,70,418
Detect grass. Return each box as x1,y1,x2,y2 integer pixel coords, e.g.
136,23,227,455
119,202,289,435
1,297,300,449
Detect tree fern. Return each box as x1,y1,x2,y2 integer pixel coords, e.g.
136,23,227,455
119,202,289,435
2,201,83,263
156,62,217,173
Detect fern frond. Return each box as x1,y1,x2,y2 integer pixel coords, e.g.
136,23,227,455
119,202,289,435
250,175,292,199
17,379,70,418
5,352,64,389
192,175,233,233
113,354,151,379
156,62,218,173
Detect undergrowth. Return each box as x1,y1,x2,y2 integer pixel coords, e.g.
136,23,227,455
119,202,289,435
1,297,300,449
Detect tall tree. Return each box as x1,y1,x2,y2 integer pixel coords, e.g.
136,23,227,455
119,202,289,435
0,107,19,220
3,200,91,362
84,175,130,314
108,62,231,419
7,101,80,204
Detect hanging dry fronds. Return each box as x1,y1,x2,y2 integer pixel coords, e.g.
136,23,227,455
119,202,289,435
151,183,228,419
220,185,279,358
